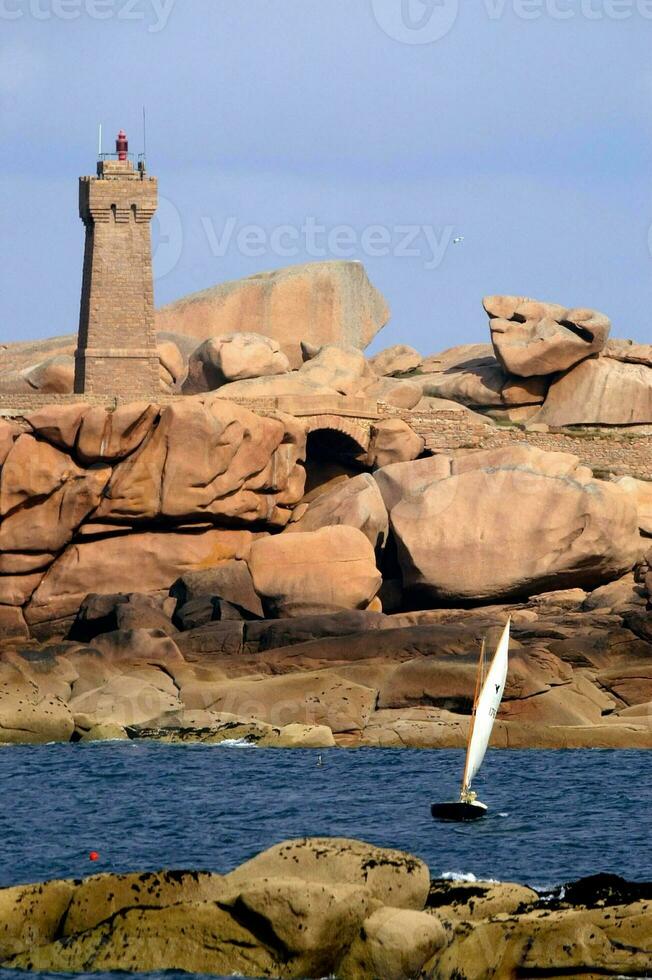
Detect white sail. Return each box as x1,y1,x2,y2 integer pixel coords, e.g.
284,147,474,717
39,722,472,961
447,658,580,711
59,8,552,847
462,619,511,793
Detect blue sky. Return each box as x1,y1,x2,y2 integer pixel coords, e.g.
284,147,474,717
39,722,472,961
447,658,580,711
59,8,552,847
2,0,652,354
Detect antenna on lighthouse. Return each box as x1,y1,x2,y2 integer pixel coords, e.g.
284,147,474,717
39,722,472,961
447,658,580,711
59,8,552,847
98,123,103,158
142,106,147,164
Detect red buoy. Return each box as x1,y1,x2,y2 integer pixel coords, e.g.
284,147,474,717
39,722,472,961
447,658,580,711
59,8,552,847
89,851,100,862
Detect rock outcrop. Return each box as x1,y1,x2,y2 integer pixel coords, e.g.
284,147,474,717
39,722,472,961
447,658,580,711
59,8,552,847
170,560,264,622
211,344,375,402
1,583,651,748
0,666,74,743
225,837,430,909
414,352,548,409
93,398,306,526
605,338,652,367
616,477,652,535
184,332,290,394
365,376,422,409
429,875,652,980
0,399,307,633
362,419,425,469
537,356,652,426
156,261,390,369
248,526,382,618
0,342,187,396
28,401,159,463
157,340,186,390
485,295,610,377
383,445,641,602
2,842,651,979
286,473,388,552
26,529,256,635
370,344,422,377
2,270,652,751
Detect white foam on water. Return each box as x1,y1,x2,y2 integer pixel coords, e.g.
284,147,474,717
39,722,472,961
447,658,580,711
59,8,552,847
440,871,500,883
214,738,257,749
537,884,566,901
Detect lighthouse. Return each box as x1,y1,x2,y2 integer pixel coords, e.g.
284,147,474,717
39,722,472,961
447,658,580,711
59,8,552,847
74,129,160,398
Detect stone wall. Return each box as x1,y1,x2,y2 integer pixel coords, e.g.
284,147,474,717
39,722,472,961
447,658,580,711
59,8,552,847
399,409,652,480
1,393,650,479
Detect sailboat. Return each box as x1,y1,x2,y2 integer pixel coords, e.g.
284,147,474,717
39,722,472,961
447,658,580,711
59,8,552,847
431,618,511,822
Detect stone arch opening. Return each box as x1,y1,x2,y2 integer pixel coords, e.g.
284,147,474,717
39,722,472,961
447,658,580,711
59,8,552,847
303,416,370,498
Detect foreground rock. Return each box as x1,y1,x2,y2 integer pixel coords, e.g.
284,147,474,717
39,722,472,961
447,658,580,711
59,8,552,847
2,840,650,979
429,875,652,980
156,260,390,369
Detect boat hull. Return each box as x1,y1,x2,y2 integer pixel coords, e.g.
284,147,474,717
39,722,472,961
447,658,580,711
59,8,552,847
431,800,488,822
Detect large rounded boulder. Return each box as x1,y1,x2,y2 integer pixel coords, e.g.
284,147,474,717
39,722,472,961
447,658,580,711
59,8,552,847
156,260,390,369
364,420,425,469
536,357,652,426
183,333,290,393
248,526,382,617
485,295,610,377
224,837,430,910
370,344,422,377
384,445,641,602
286,473,389,552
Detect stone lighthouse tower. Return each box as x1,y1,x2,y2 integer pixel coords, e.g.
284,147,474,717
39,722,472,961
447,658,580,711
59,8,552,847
74,130,160,397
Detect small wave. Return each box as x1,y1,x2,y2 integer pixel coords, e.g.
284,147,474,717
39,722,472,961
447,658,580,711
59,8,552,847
440,871,500,883
81,739,134,745
538,884,566,901
213,739,257,749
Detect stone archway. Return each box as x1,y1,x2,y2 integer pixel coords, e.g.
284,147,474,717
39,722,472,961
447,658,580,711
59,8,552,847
303,415,370,498
304,415,370,454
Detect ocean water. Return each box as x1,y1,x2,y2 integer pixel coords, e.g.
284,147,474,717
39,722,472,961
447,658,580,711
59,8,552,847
0,743,650,979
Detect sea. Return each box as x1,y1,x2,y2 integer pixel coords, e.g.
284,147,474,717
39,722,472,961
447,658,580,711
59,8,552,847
0,742,650,980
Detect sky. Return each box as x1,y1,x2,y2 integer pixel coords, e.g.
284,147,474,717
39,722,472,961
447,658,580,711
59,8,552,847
2,0,652,355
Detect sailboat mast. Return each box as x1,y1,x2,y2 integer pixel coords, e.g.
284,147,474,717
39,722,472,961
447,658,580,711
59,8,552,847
461,638,485,797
